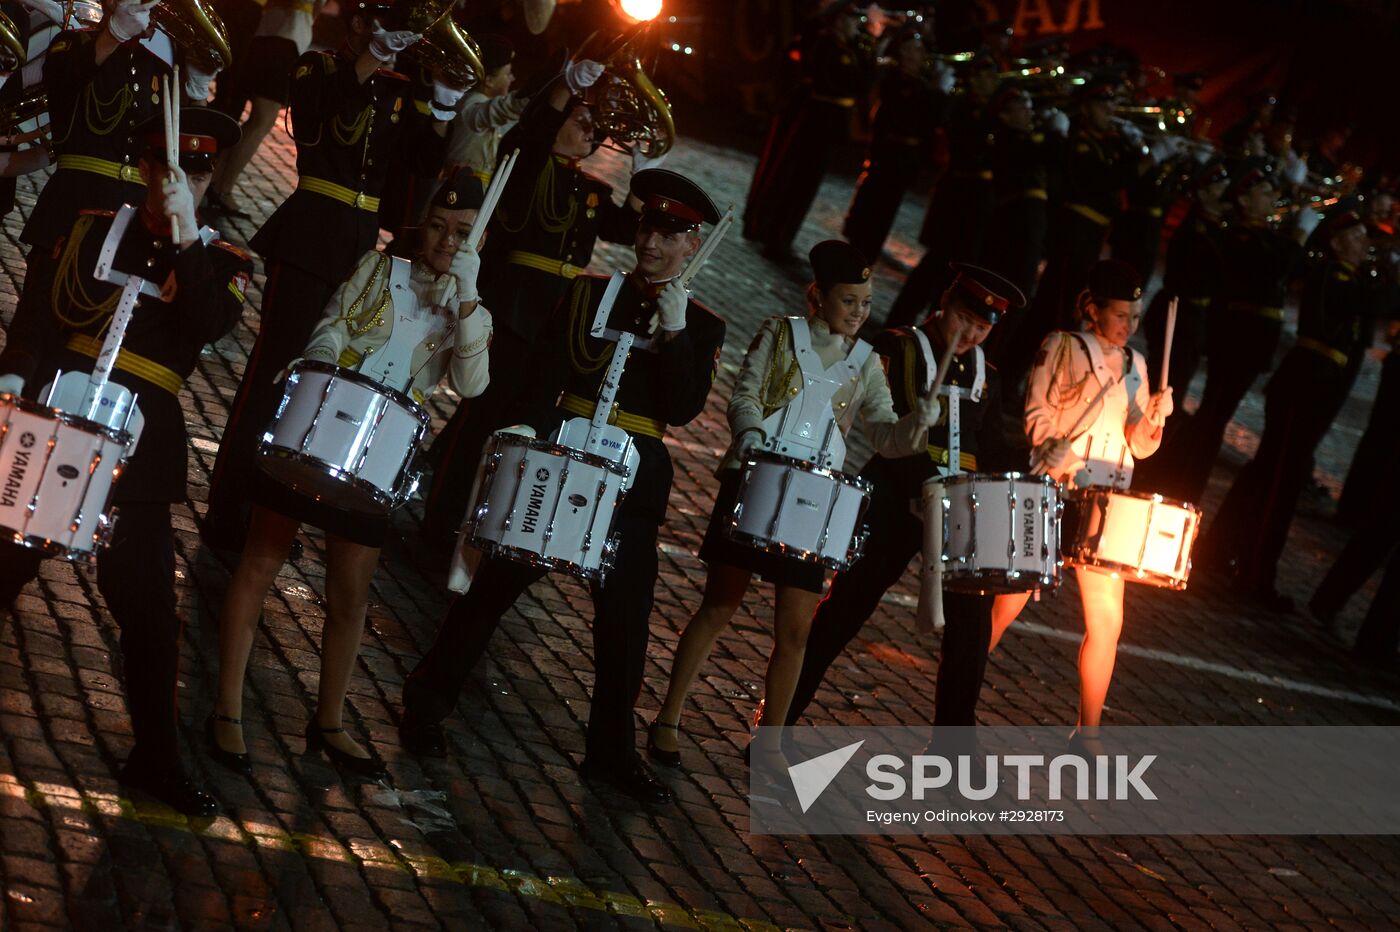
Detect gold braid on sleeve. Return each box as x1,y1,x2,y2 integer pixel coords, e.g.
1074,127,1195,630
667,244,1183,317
757,320,800,419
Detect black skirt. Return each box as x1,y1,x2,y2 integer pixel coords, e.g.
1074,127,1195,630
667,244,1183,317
698,470,827,594
249,468,390,549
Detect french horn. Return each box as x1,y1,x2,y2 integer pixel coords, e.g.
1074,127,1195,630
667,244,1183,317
392,0,485,90
580,23,675,159
152,0,234,70
0,10,24,73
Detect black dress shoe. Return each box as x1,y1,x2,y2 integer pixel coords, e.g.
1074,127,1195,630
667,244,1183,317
205,713,253,777
398,718,447,758
645,721,682,768
119,762,217,817
579,755,672,804
305,723,389,781
287,538,304,562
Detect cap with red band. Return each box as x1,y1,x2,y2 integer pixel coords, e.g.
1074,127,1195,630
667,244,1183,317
945,262,1026,324
138,107,241,172
631,168,721,233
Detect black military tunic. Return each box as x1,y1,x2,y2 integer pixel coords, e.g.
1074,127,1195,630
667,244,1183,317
983,125,1060,301
423,96,642,539
787,327,1014,729
404,273,725,766
1201,257,1381,597
1110,154,1187,290
207,46,447,535
0,208,251,770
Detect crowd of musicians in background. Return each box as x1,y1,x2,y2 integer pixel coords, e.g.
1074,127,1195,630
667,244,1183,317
0,0,1396,820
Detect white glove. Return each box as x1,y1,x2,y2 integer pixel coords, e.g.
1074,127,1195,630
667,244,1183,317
183,61,218,102
430,78,466,121
930,60,955,94
161,165,198,242
1033,438,1075,475
105,0,158,42
656,279,687,332
1146,388,1173,426
1294,206,1323,238
1191,142,1213,164
1283,149,1308,186
1118,121,1144,147
449,244,481,304
563,59,604,94
20,0,68,27
1045,108,1070,137
915,392,942,428
0,374,24,395
733,429,764,460
631,147,667,174
1148,134,1183,164
368,23,421,63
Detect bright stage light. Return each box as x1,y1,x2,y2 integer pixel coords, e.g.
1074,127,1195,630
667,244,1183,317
619,0,662,21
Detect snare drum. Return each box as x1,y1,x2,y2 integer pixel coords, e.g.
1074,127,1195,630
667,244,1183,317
465,432,627,581
0,393,132,563
1061,488,1201,589
933,472,1061,594
257,360,429,515
723,453,872,571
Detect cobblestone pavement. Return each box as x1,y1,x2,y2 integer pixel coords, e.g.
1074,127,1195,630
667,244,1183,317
2,117,1399,932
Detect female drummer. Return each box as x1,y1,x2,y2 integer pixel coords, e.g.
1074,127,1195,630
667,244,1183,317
649,240,941,772
1022,259,1172,751
207,173,493,780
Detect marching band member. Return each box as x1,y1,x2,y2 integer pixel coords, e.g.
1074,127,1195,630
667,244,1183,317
648,241,942,774
1022,260,1172,750
983,87,1065,303
778,265,1027,738
1198,211,1380,610
203,0,450,550
398,169,724,805
443,34,527,184
422,64,652,543
0,109,251,815
206,171,491,781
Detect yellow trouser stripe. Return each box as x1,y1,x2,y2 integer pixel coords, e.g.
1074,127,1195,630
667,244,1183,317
66,334,182,395
558,392,665,440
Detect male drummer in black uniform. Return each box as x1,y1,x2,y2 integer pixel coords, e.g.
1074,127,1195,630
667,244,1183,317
203,0,451,548
422,62,653,543
398,169,726,805
785,265,1025,733
0,109,252,815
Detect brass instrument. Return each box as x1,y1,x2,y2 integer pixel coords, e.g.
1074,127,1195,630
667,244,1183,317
152,0,233,70
0,11,24,73
393,0,485,90
0,84,47,144
580,23,675,159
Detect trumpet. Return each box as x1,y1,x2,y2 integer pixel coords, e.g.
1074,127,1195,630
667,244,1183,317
1270,194,1342,224
393,0,485,90
580,23,675,159
0,10,24,73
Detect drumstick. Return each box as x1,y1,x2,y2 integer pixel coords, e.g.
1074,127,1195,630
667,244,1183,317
679,205,734,289
1030,375,1117,474
162,72,180,245
926,319,966,401
464,148,518,253
1159,296,1177,393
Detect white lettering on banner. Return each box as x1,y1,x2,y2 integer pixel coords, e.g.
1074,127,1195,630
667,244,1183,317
863,754,1156,802
986,0,1105,34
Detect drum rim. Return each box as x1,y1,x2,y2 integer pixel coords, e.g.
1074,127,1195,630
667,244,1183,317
288,360,432,426
1062,553,1191,590
721,526,855,572
1,393,135,447
0,527,104,565
742,451,873,493
940,563,1060,590
467,535,616,582
489,431,630,477
927,470,1059,490
1063,485,1202,514
254,444,415,513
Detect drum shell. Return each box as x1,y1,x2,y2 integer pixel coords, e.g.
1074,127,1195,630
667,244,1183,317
0,395,130,562
466,433,626,581
934,471,1062,594
256,361,429,515
1061,488,1202,588
723,453,872,571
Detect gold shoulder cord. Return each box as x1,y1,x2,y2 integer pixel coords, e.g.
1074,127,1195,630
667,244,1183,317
51,40,134,146
568,279,612,374
339,254,391,336
496,158,578,238
331,103,373,147
51,217,119,328
758,319,800,419
1046,332,1089,412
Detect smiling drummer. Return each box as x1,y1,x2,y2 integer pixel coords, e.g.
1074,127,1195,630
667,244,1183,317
781,263,1026,738
647,239,942,778
398,169,725,806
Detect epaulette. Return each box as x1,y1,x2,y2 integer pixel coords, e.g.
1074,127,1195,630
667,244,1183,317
79,209,117,218
211,239,252,261
295,50,334,80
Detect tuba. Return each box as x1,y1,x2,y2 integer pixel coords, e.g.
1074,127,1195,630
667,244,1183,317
0,11,24,73
580,23,675,159
392,0,485,90
152,0,234,70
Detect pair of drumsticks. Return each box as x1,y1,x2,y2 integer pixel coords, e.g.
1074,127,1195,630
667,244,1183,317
159,65,181,244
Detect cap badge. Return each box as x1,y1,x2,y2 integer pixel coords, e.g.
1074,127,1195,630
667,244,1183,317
187,137,200,151
985,295,995,306
861,267,871,281
659,199,669,211
447,190,458,205
1132,287,1143,299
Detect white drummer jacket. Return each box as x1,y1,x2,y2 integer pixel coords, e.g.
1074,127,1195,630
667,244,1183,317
723,315,928,473
302,250,492,405
1023,329,1161,490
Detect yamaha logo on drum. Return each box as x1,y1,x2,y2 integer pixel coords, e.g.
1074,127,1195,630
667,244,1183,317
522,466,551,535
18,431,35,449
2,436,36,507
1022,497,1037,558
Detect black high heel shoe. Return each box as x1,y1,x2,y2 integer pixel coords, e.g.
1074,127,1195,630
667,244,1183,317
646,721,682,768
205,713,253,777
305,723,388,781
